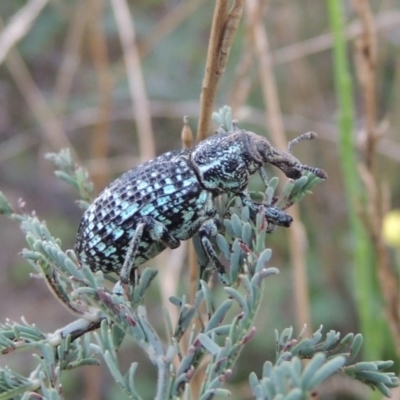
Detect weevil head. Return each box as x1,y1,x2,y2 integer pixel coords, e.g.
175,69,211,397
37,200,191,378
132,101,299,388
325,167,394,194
252,132,328,180
191,130,327,195
255,139,304,179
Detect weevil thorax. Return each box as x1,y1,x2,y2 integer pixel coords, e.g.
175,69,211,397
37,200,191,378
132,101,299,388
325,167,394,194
191,130,267,194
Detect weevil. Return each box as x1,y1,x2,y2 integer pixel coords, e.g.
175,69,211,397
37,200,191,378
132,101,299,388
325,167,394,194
74,129,327,284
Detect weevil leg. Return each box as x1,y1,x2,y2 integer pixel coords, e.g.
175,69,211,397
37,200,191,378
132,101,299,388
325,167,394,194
119,222,144,290
259,167,269,187
119,217,180,285
238,193,292,228
198,217,226,277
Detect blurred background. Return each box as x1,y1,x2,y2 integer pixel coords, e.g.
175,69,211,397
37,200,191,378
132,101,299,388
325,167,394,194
0,0,400,399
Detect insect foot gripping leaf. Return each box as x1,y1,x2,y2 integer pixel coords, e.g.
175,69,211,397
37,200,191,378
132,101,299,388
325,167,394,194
74,128,327,287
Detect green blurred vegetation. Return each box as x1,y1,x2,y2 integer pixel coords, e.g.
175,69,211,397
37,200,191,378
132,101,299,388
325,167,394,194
0,1,400,399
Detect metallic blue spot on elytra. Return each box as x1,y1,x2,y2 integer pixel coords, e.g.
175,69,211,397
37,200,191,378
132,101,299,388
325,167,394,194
120,203,139,219
103,246,117,256
137,181,147,190
157,196,169,207
141,204,154,215
112,226,124,240
163,185,175,194
104,222,116,235
96,241,106,251
89,234,102,246
120,201,129,210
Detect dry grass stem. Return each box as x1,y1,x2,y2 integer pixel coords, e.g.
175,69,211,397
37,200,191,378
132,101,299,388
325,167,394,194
228,28,254,114
111,0,155,161
0,0,48,65
245,0,285,147
53,2,87,113
217,0,244,75
196,0,228,141
272,10,400,67
245,0,311,334
353,0,377,169
87,0,113,188
197,1,244,141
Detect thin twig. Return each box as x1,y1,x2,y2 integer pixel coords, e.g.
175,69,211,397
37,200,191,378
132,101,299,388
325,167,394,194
110,0,155,161
53,1,87,113
245,0,312,335
0,0,48,65
87,0,113,189
353,0,377,169
217,1,244,76
196,1,228,141
196,1,244,141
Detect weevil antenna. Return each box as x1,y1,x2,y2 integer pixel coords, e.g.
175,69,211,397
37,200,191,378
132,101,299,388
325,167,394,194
300,164,328,179
288,131,318,154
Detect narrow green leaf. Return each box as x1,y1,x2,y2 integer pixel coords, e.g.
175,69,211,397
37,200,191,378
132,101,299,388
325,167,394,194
241,206,250,222
206,300,232,332
375,381,392,397
348,334,363,363
307,356,346,388
241,222,252,247
216,234,230,259
231,213,243,238
357,370,393,385
301,353,326,390
256,249,272,273
198,334,220,356
0,191,14,216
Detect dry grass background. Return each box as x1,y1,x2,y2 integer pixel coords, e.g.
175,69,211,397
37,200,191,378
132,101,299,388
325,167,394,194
0,1,400,399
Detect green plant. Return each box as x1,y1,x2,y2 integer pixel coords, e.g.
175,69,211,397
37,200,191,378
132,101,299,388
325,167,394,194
0,108,398,400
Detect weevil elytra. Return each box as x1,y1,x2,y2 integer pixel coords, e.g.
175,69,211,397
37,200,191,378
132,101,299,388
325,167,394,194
75,129,327,284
